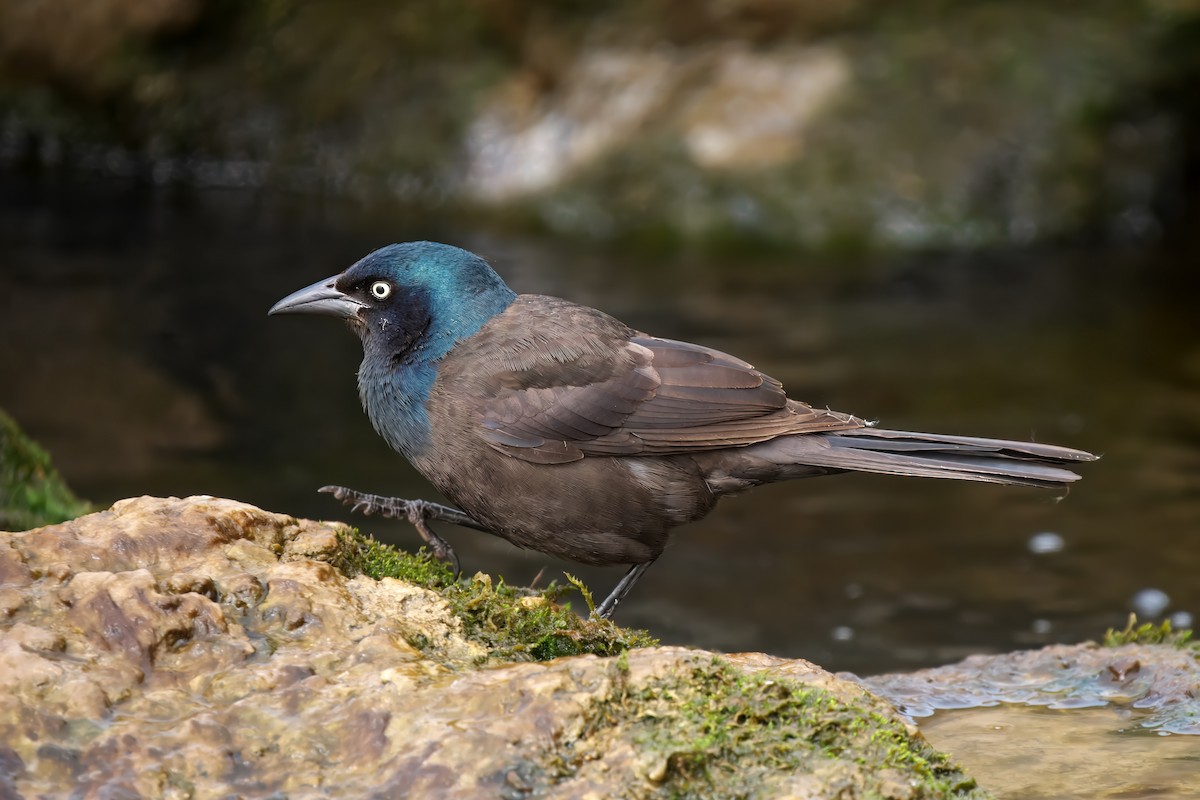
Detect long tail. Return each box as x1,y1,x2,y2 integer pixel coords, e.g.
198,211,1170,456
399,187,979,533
751,427,1097,489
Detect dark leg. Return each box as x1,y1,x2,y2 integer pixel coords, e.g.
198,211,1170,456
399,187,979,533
319,485,490,575
320,486,488,529
592,560,655,620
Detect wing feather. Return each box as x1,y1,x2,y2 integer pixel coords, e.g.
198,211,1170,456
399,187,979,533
478,322,863,462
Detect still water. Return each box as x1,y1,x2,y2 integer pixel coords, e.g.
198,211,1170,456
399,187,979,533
2,172,1197,675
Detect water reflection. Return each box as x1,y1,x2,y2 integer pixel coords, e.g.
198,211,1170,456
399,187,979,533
2,172,1197,674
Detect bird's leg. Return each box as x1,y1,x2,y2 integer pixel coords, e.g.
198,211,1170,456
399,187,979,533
319,486,487,529
591,560,656,620
404,509,462,577
319,485,489,576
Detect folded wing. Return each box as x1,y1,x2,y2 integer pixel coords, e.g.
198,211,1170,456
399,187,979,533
480,334,863,464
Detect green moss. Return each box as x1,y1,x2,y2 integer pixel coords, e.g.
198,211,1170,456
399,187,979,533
327,524,459,587
571,657,988,799
0,408,92,530
329,526,657,663
1104,614,1196,649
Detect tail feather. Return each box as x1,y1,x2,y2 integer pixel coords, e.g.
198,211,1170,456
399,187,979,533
832,428,1097,463
752,427,1097,489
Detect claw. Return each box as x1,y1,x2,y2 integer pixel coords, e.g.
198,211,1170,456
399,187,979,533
319,485,479,576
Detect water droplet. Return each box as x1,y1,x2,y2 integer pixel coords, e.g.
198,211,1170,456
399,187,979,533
1170,610,1193,629
831,626,855,642
1027,532,1064,555
1032,619,1053,635
1131,588,1170,618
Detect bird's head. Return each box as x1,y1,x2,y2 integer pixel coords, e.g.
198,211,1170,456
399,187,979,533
269,241,517,363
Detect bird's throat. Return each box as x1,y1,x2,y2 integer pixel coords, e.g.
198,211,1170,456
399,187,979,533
358,357,439,461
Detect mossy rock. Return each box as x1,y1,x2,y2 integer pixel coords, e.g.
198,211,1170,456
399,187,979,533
329,524,658,664
1104,613,1195,650
563,655,988,798
0,408,91,530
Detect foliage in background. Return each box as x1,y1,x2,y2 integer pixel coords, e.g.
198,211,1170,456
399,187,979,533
0,0,1197,250
0,408,91,530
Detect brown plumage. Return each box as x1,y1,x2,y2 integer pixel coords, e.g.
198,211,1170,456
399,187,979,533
269,242,1097,618
413,294,1091,575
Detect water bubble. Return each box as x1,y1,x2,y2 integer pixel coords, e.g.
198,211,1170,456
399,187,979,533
1170,610,1193,629
1027,532,1065,555
831,626,855,642
1131,588,1170,618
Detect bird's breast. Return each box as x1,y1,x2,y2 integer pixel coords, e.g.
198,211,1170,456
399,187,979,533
357,358,438,462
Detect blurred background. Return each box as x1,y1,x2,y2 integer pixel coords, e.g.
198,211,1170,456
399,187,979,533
1,0,1198,675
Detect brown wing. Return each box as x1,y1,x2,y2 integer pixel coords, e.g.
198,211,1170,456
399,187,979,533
480,333,864,464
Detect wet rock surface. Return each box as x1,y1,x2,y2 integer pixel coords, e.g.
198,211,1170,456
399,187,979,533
920,705,1200,800
0,496,982,798
866,641,1200,735
861,640,1200,799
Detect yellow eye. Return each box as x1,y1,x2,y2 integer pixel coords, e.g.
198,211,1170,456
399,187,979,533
370,281,392,300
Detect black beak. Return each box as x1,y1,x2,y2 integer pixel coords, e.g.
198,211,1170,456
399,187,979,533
268,276,366,319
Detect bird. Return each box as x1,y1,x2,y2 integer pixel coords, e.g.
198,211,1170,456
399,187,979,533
269,241,1097,619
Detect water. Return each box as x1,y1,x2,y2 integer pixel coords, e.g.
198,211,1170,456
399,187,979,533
922,705,1200,799
2,171,1198,675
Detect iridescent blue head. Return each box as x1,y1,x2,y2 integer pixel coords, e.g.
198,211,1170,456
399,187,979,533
269,241,517,365
269,242,517,458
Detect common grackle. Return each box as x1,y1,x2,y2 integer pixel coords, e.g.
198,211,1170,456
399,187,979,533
270,242,1096,618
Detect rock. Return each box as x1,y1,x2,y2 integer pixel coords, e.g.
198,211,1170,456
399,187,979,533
0,496,983,798
866,641,1200,798
466,43,851,195
680,45,850,170
866,640,1200,735
467,47,685,201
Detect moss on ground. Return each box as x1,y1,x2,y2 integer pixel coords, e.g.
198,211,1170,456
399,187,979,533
329,526,657,663
0,408,92,530
1104,614,1196,649
565,657,989,799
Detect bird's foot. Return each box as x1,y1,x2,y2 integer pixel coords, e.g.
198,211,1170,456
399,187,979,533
591,560,655,621
403,504,462,576
319,486,485,576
